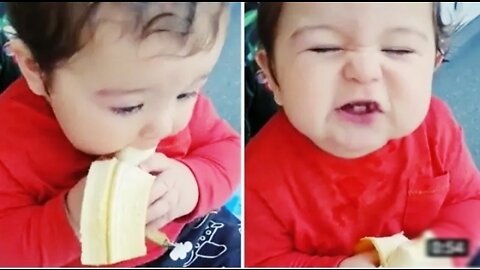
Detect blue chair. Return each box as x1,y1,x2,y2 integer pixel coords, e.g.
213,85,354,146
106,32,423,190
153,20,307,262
433,13,480,267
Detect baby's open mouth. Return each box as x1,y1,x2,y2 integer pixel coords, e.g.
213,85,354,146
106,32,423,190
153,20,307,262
337,101,383,115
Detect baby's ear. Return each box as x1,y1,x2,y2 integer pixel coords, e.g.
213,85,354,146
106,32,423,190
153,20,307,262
255,50,283,106
8,39,48,97
434,53,444,69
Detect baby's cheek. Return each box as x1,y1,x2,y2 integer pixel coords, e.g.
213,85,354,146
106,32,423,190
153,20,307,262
74,122,135,155
172,117,191,136
172,105,196,134
393,94,431,138
287,98,325,132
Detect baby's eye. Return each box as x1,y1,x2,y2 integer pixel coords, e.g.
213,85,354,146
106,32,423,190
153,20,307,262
308,47,343,54
382,48,414,55
111,104,144,115
177,92,198,101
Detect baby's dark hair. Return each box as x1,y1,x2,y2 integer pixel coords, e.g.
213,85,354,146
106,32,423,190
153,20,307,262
6,3,226,80
257,3,454,74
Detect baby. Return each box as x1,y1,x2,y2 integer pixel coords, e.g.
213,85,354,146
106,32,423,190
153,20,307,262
0,2,240,267
246,2,480,267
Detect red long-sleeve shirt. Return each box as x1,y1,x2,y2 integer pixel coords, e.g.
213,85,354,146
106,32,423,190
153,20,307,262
0,78,240,266
246,97,480,267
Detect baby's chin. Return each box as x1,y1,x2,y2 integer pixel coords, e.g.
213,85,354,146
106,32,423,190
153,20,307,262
321,140,388,159
317,124,418,159
313,131,390,159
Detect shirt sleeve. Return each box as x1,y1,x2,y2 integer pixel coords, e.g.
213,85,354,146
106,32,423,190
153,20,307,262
0,160,81,266
245,188,348,267
176,94,240,222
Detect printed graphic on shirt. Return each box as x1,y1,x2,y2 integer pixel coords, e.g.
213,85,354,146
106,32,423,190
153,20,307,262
184,210,227,267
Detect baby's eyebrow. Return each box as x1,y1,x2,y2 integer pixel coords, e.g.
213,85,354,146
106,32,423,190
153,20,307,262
97,88,148,96
290,24,430,44
290,24,339,40
97,74,208,96
385,27,429,42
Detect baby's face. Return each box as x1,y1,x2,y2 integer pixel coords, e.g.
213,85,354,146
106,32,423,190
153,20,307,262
47,4,227,155
266,3,436,158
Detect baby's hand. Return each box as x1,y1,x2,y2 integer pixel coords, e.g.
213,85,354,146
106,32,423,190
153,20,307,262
139,153,199,231
65,176,87,237
339,250,379,268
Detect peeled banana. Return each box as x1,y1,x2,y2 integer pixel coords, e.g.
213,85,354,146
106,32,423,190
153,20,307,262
385,231,454,267
80,148,169,265
355,231,453,267
354,232,409,266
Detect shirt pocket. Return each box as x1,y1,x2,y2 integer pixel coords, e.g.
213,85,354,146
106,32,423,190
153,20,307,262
402,173,450,237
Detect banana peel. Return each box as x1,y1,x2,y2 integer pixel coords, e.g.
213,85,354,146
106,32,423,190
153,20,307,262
354,232,409,266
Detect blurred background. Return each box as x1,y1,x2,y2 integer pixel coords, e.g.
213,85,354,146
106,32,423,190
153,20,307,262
205,2,241,219
434,2,480,167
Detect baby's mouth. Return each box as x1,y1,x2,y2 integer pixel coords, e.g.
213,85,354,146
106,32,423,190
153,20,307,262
336,101,383,115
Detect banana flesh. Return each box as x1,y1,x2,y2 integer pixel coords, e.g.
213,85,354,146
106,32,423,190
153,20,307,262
80,148,172,265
